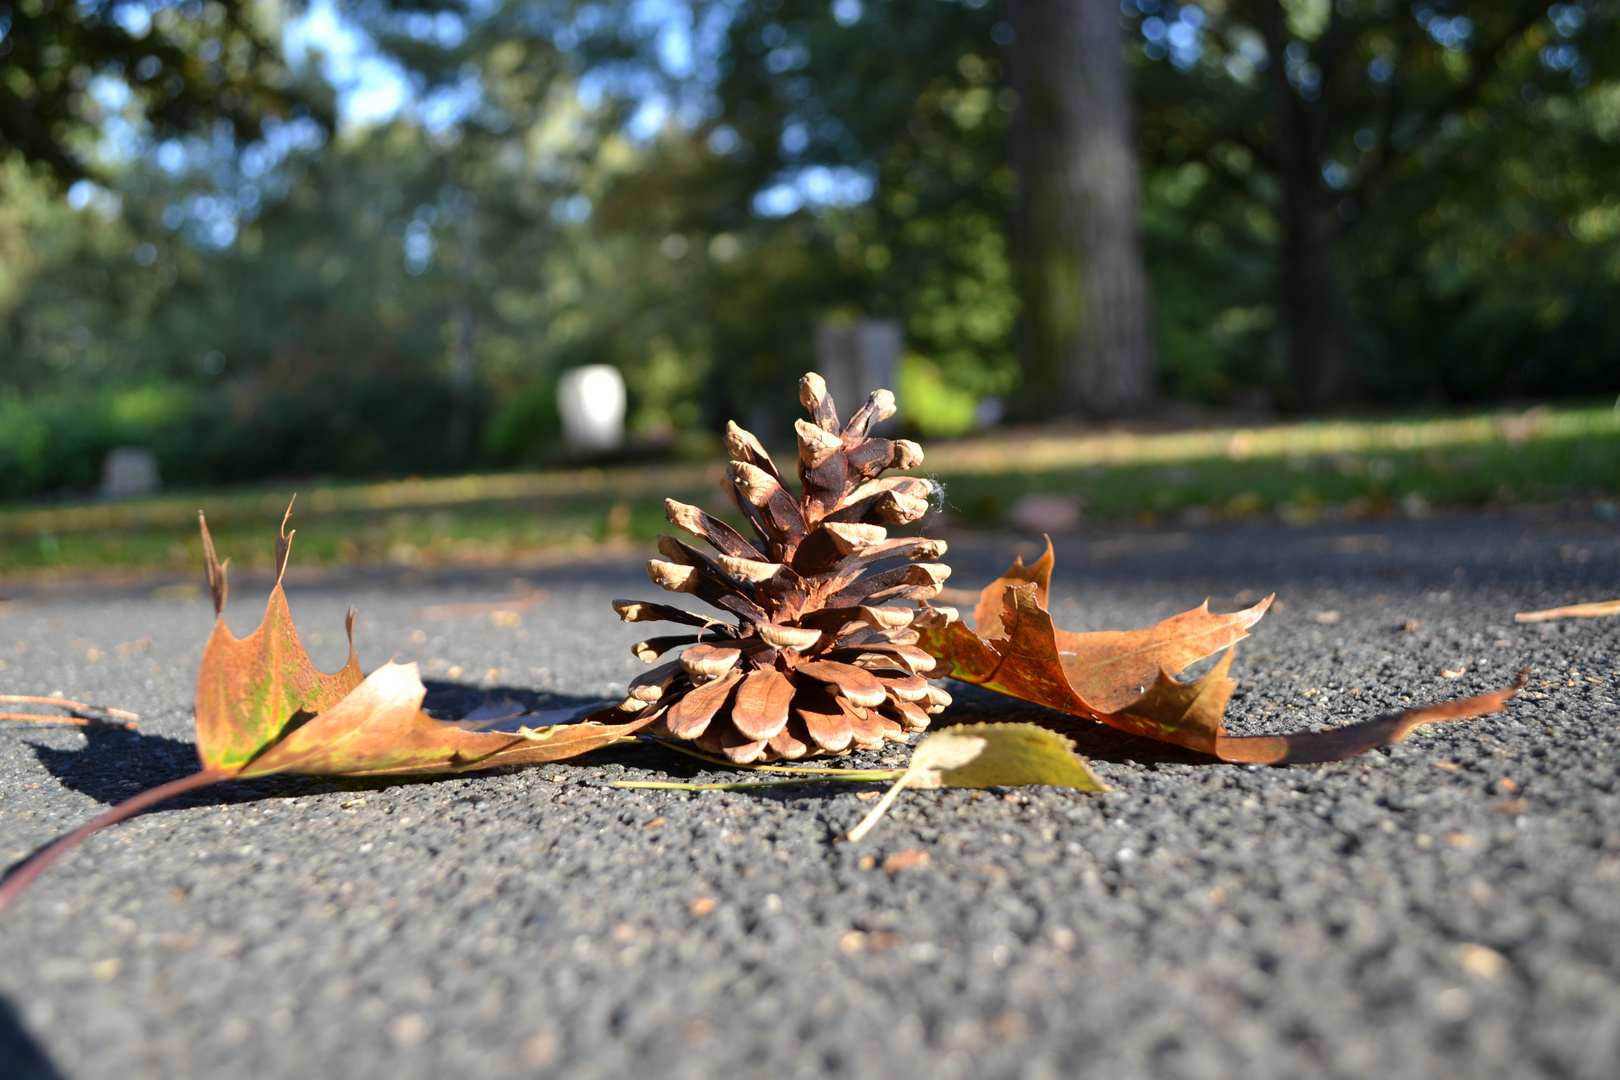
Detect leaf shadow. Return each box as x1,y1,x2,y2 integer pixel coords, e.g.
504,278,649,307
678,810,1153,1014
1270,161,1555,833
26,682,621,813
939,681,1218,767
25,727,351,812
0,993,64,1080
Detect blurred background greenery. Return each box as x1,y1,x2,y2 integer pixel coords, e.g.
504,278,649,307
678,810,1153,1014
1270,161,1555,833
2,0,1618,508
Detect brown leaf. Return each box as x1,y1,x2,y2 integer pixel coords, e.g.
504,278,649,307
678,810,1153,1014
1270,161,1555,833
919,545,1520,763
971,539,1054,639
1209,678,1524,765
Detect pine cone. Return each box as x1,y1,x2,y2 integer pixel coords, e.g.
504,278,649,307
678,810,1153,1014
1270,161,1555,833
611,372,957,763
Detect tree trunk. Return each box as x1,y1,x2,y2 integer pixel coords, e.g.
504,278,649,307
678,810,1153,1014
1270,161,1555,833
446,196,480,466
1010,0,1156,417
1280,203,1355,408
1255,1,1356,408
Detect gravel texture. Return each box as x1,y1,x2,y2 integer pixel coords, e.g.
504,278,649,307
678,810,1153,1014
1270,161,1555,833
1,511,1618,1080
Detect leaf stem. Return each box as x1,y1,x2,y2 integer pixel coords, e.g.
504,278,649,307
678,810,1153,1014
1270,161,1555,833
0,695,141,726
0,769,230,917
615,772,899,791
0,712,137,729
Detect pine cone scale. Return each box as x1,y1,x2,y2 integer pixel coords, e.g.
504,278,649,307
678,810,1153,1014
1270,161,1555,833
796,660,888,707
767,724,810,760
796,693,854,753
679,643,741,682
846,706,887,750
665,671,742,739
731,669,794,741
664,499,762,560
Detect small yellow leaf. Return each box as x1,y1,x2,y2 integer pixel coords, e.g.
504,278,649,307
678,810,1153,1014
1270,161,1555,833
847,723,1105,841
927,724,1107,792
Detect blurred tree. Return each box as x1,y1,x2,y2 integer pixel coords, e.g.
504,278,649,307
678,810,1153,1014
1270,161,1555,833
1129,0,1620,406
1011,0,1156,416
317,0,596,465
588,0,1023,434
7,0,1620,502
0,0,306,180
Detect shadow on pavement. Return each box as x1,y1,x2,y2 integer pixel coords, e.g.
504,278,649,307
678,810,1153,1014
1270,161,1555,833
21,682,652,813
16,678,1210,844
0,994,63,1080
29,726,201,805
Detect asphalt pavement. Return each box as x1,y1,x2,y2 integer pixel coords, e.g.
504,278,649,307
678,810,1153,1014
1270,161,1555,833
1,510,1618,1080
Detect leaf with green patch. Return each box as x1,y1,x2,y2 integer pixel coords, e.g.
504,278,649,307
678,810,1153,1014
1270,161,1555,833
194,505,363,771
0,506,655,916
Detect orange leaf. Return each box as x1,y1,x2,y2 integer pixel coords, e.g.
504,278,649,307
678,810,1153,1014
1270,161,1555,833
196,506,656,778
918,543,1519,763
970,540,1054,639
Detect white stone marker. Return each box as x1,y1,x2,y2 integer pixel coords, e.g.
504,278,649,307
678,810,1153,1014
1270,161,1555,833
557,365,626,451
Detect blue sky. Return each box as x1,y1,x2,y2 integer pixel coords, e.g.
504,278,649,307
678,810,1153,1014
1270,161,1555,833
284,0,416,132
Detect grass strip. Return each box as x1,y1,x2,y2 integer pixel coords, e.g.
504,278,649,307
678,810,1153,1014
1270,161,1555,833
3,403,1615,576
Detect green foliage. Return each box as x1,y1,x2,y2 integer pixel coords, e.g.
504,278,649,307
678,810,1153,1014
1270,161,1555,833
590,0,1022,426
0,382,207,497
897,354,979,437
0,0,308,179
1130,0,1620,405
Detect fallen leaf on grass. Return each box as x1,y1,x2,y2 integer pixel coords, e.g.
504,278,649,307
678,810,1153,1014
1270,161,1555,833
847,723,1105,841
0,506,652,916
917,540,1522,764
1515,598,1620,623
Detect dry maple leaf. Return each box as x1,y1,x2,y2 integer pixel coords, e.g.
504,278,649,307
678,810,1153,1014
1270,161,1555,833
0,506,652,915
917,540,1522,764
